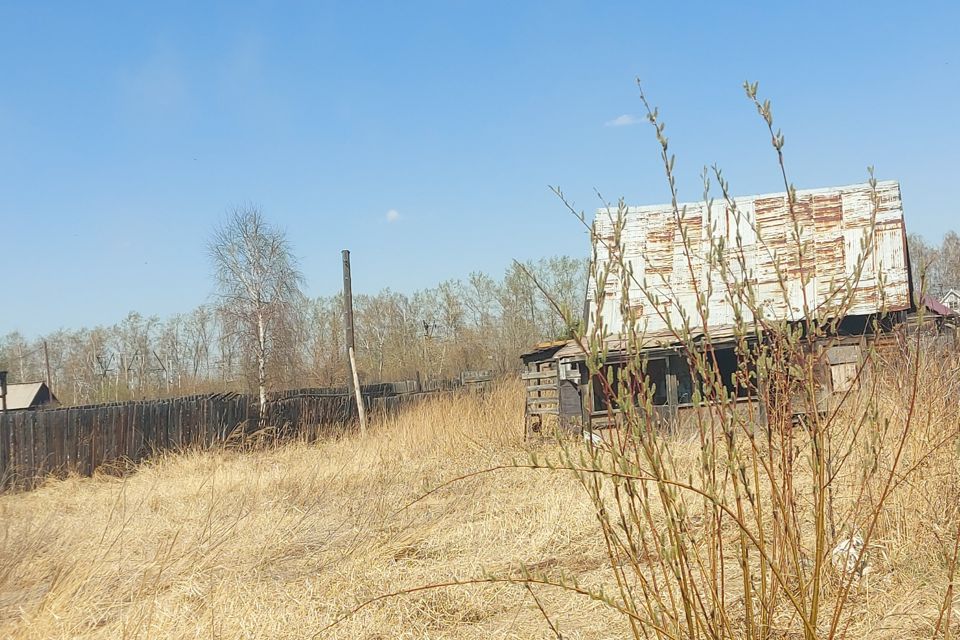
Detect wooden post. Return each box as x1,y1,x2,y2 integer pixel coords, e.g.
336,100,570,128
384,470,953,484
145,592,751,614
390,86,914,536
342,250,367,435
43,341,54,396
0,370,7,413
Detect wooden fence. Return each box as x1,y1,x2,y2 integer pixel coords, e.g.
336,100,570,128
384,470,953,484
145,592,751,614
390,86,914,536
0,378,479,491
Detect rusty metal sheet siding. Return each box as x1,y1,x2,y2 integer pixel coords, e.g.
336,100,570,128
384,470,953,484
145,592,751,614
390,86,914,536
588,181,910,339
813,193,845,307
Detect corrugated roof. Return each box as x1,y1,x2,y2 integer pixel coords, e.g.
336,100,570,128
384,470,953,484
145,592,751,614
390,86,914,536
2,382,47,410
588,181,911,341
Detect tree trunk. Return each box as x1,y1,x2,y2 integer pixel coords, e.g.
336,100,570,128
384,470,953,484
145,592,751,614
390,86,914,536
378,343,384,379
257,310,267,418
16,343,25,381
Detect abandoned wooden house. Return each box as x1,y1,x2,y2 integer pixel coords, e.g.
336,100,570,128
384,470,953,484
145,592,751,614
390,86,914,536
522,180,916,434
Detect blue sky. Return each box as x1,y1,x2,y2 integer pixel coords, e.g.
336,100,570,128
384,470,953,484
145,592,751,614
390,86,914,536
2,1,958,336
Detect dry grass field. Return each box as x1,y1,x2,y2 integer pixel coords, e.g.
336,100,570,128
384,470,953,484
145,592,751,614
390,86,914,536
0,370,958,639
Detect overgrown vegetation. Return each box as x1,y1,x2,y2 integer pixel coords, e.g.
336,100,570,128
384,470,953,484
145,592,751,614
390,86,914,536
0,361,957,638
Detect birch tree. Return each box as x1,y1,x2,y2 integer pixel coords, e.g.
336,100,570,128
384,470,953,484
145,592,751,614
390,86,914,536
209,206,303,414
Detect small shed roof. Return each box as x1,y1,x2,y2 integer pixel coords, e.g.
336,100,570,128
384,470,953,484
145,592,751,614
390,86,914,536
2,381,57,411
520,340,569,364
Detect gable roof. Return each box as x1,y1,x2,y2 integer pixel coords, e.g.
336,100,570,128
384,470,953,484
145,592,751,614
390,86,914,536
2,381,57,411
588,180,911,340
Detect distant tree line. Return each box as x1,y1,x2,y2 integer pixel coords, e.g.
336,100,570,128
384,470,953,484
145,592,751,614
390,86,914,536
0,250,586,406
908,231,960,297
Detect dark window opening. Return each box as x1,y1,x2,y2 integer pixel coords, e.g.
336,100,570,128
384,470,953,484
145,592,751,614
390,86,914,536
833,312,899,336
672,355,695,404
673,347,756,406
591,346,757,413
647,359,668,406
699,346,755,402
592,359,668,412
714,347,752,399
592,363,622,412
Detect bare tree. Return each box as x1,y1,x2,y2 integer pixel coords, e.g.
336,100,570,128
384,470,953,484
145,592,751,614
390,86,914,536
209,206,303,415
908,231,960,297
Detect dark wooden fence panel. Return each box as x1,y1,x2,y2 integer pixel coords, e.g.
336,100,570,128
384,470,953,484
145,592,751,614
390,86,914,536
0,379,474,491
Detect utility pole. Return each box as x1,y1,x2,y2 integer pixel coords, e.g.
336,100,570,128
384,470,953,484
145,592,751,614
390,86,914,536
43,341,53,395
342,250,367,435
0,370,7,413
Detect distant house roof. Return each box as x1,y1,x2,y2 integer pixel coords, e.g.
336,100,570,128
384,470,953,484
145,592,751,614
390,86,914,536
923,294,959,317
2,381,58,411
942,289,960,308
